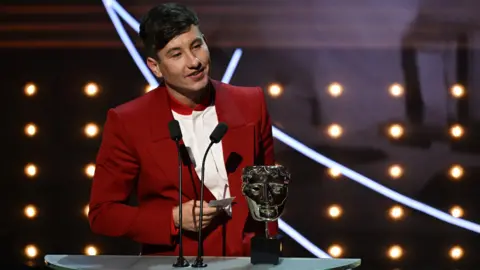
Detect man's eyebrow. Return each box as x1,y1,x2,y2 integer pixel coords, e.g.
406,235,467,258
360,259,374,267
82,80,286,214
166,47,181,55
191,37,203,45
165,37,203,55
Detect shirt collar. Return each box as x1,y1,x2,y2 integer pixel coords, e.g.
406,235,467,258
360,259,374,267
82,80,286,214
167,88,212,115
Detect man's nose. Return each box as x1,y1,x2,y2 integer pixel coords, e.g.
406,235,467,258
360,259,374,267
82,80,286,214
186,52,201,69
189,58,201,69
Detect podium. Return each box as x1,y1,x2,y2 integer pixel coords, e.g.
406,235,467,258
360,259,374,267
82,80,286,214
44,255,361,270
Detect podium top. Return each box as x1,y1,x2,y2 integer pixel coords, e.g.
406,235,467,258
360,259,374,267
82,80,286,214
45,255,360,270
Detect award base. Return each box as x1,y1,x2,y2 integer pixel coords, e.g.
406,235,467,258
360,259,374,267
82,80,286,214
250,234,283,265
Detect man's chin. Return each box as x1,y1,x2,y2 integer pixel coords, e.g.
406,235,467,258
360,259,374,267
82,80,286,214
186,77,209,92
166,77,210,95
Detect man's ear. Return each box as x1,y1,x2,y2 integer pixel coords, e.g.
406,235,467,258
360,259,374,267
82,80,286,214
146,57,163,78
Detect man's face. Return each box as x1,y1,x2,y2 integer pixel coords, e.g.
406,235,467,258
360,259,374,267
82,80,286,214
147,25,210,93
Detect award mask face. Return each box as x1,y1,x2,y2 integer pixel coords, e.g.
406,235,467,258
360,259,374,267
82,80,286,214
241,165,291,222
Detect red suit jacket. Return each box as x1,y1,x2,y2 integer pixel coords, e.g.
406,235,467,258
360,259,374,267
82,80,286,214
88,79,278,256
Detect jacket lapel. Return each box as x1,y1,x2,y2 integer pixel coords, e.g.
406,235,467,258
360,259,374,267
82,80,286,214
147,86,215,202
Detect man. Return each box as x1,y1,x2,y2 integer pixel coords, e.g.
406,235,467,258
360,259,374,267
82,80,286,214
88,3,277,257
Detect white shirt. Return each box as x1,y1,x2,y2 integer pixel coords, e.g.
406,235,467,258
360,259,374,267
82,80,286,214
172,106,232,215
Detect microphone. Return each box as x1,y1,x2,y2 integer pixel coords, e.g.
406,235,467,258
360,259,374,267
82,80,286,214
168,120,189,268
192,122,229,268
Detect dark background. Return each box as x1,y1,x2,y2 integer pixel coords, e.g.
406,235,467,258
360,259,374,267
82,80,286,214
3,0,480,269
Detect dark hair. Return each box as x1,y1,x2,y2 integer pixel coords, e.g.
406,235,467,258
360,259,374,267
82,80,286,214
139,3,200,59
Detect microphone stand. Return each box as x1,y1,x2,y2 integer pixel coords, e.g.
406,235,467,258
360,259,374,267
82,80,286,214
191,142,214,268
173,140,189,268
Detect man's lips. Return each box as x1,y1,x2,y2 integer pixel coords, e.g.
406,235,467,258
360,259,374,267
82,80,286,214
187,68,205,77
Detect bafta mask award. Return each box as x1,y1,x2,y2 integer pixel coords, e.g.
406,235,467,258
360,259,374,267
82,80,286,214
241,165,291,265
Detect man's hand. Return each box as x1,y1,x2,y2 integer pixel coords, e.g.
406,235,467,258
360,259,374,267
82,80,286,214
172,200,219,231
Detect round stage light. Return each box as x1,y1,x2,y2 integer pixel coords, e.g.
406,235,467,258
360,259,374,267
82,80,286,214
328,83,343,97
389,205,404,220
25,163,37,177
84,245,98,256
327,124,342,138
84,82,99,97
328,167,341,179
388,164,403,179
24,123,37,137
449,124,464,138
85,163,95,178
450,206,464,218
24,83,37,96
328,244,343,258
449,165,464,180
84,123,99,138
449,245,464,260
389,83,404,97
84,205,89,217
387,245,403,260
24,205,37,219
450,84,465,98
328,204,342,219
387,124,404,139
24,245,38,258
267,83,283,98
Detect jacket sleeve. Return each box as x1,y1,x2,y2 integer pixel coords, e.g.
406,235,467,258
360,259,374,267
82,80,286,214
88,109,178,245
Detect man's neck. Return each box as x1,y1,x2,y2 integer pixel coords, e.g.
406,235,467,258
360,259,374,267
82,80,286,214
165,83,210,109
